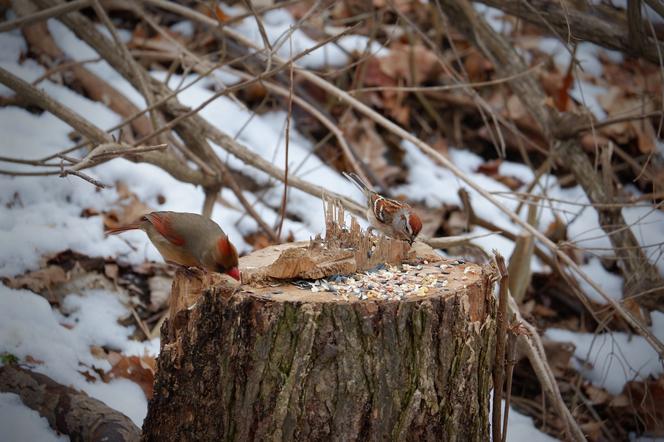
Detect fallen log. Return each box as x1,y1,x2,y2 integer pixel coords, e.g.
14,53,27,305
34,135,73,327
0,365,140,442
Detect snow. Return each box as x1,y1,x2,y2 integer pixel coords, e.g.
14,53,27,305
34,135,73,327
491,393,558,441
474,3,513,34
570,80,608,120
506,407,558,442
0,31,26,62
170,20,194,38
0,393,69,442
546,312,664,395
220,4,386,68
536,38,622,77
575,257,623,304
46,20,145,108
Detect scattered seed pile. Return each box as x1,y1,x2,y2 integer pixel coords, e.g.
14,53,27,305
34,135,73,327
293,259,479,301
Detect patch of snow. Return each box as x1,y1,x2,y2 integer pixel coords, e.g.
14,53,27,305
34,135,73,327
506,406,557,442
0,32,26,62
537,39,618,77
47,20,146,108
171,20,194,37
220,4,386,68
570,80,608,120
546,312,664,394
0,393,69,442
575,257,623,304
657,139,664,157
491,392,558,441
474,3,513,34
95,24,132,43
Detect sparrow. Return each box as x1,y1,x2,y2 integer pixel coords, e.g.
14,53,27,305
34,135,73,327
106,211,240,280
343,172,422,244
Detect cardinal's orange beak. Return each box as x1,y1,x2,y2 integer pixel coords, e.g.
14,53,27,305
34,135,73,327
227,267,241,282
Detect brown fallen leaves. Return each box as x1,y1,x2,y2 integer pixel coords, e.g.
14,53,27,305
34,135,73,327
106,351,156,399
362,42,441,124
90,346,156,399
102,181,153,231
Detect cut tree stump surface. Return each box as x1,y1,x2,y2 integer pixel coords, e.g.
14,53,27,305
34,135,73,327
143,205,495,441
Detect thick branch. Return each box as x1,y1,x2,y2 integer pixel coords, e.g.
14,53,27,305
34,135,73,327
0,365,140,442
476,0,664,65
0,66,212,187
0,0,91,33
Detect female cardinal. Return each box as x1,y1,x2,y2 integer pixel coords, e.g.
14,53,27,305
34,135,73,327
106,211,240,281
343,172,422,244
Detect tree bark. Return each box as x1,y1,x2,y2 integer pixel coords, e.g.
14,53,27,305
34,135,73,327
143,255,495,441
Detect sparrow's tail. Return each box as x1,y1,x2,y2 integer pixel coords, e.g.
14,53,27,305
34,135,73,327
342,171,371,193
105,223,142,235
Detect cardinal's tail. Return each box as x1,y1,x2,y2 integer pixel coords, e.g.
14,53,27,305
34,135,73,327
105,223,142,235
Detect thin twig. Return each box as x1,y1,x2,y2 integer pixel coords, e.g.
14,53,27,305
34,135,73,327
277,49,294,239
492,252,509,442
501,323,520,442
60,168,108,188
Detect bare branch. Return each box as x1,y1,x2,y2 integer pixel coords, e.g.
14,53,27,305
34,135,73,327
475,0,664,65
0,0,91,33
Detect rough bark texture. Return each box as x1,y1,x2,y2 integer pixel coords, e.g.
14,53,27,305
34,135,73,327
0,365,140,442
142,258,495,441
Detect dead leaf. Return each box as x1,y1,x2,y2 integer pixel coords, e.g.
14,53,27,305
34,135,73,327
90,345,107,359
506,95,527,121
24,355,44,365
104,182,152,230
78,369,98,383
476,160,524,190
477,159,502,175
106,351,156,399
634,118,657,154
213,5,231,22
531,304,557,318
616,376,664,435
244,232,274,251
339,112,400,183
585,384,611,405
579,421,604,441
105,263,119,282
3,266,67,303
494,175,524,190
542,339,574,377
463,49,492,82
378,43,440,85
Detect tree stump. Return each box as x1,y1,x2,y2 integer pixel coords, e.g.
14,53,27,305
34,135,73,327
143,204,495,441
